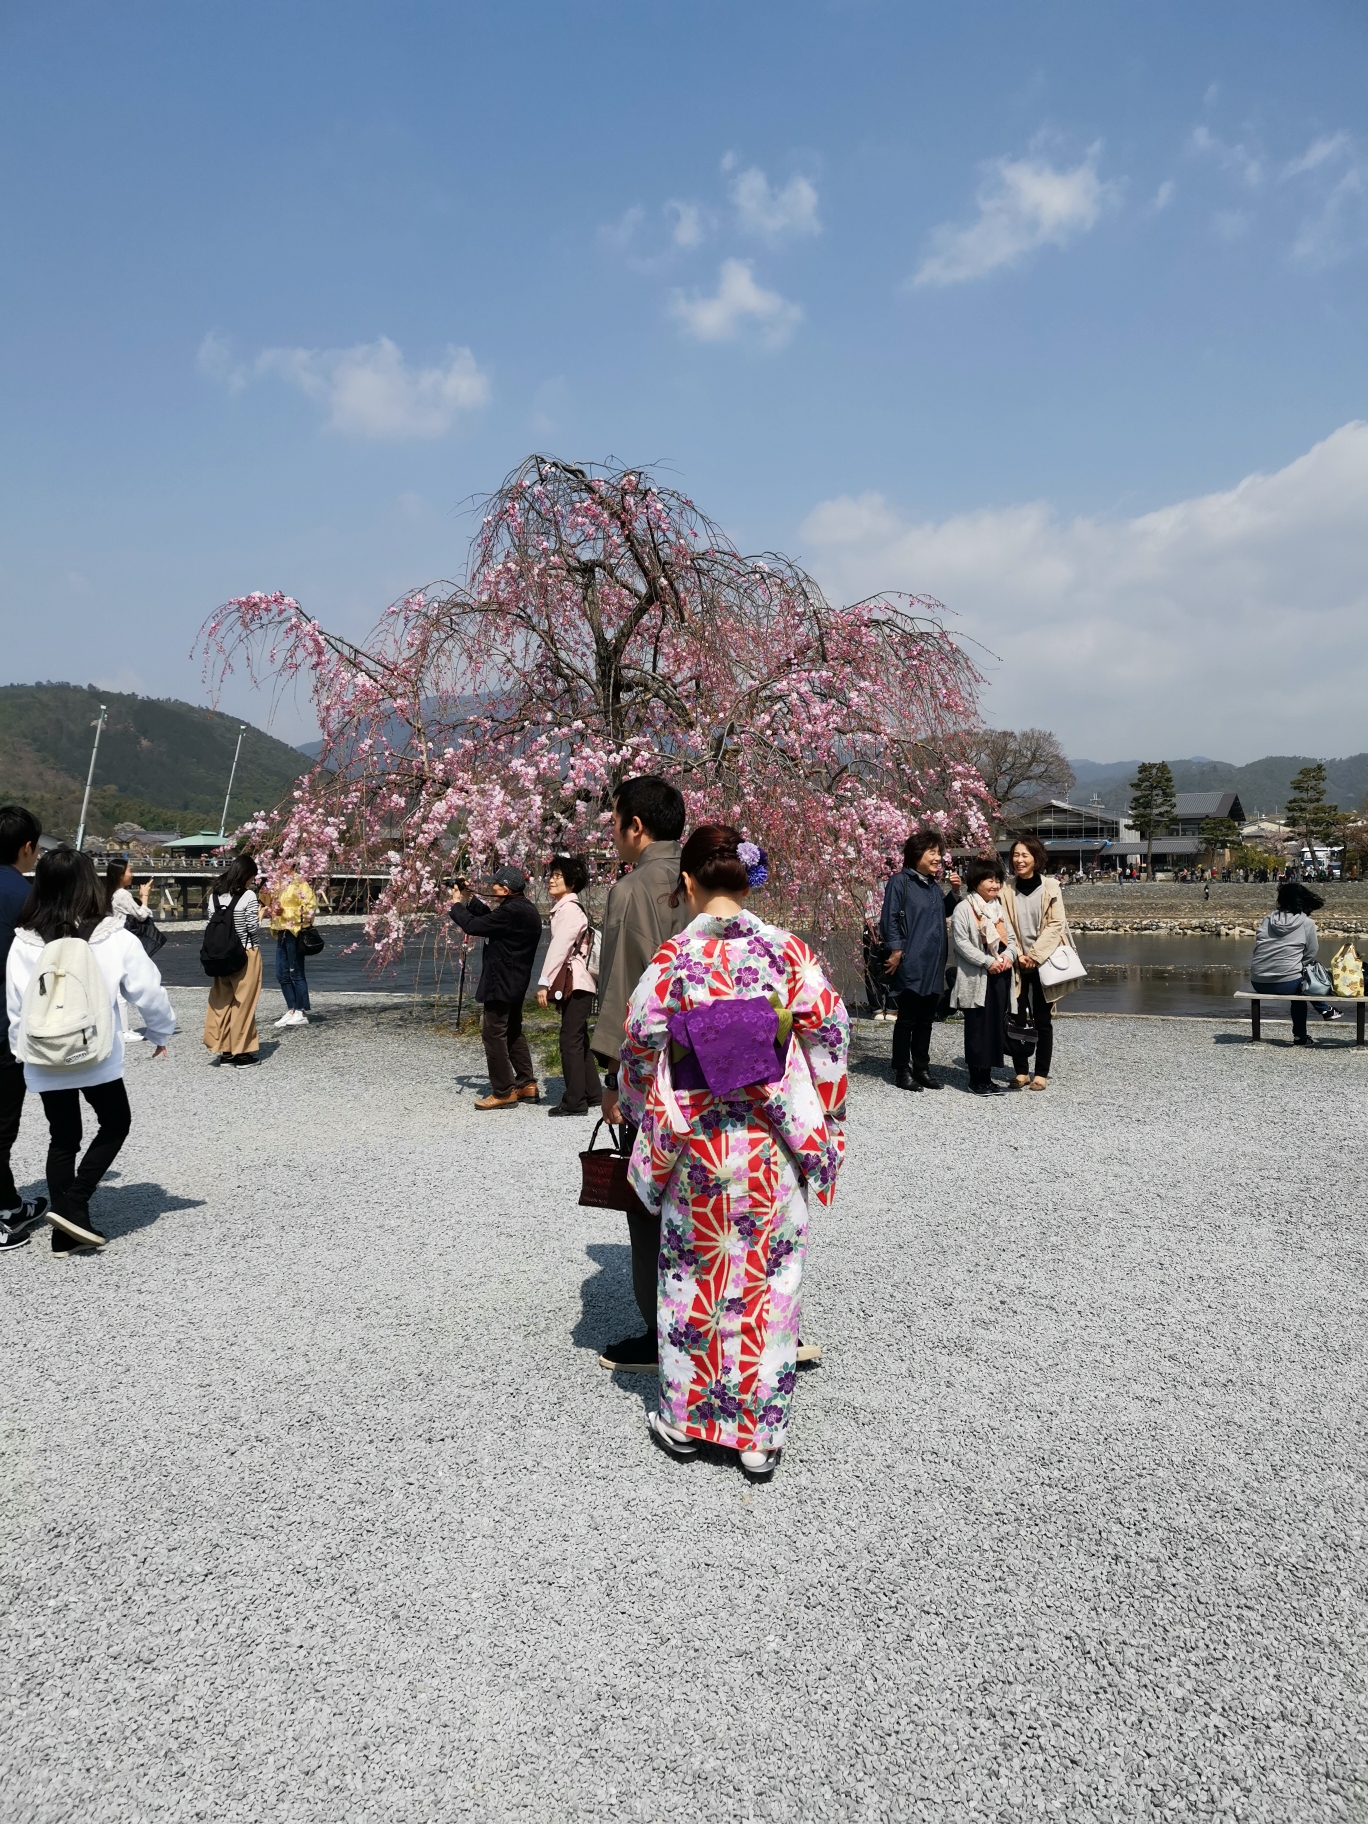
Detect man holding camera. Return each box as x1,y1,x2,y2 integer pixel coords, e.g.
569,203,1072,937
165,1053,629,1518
450,865,543,1111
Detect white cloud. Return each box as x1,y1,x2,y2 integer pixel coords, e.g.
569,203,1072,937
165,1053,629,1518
912,145,1117,287
199,334,489,439
1189,125,1263,188
597,205,645,251
1282,132,1353,180
1148,179,1175,214
666,200,707,248
669,258,802,346
729,166,821,242
799,422,1368,759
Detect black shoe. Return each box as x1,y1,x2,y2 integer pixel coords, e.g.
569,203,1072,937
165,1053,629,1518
1320,1008,1344,1022
894,1069,922,1092
230,1053,260,1066
598,1330,658,1372
52,1225,104,1254
1293,1033,1317,1047
913,1070,942,1090
47,1204,107,1248
970,1079,1008,1095
0,1197,48,1253
548,1103,587,1116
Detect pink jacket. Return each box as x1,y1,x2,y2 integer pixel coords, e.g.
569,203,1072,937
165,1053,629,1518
538,894,596,995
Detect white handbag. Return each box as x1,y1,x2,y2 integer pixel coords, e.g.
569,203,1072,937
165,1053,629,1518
1037,939,1087,987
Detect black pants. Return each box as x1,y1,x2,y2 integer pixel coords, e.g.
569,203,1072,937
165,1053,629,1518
615,1117,661,1334
1008,972,1055,1079
39,1079,132,1220
557,991,602,1112
0,1047,27,1210
964,969,1011,1084
480,999,535,1096
891,989,939,1074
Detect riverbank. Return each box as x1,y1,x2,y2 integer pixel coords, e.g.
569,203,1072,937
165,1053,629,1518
1064,879,1368,936
2,994,1363,1822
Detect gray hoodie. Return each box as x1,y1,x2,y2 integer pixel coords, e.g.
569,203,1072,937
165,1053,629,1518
1250,911,1317,985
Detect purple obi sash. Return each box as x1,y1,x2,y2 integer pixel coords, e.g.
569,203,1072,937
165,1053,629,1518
667,997,786,1097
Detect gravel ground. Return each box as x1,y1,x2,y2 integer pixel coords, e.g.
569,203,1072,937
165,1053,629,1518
2,989,1365,1823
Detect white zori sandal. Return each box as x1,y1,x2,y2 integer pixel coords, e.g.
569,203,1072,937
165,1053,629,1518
647,1413,699,1459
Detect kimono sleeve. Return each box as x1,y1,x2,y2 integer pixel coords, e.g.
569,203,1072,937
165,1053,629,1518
618,936,682,1124
786,937,849,1123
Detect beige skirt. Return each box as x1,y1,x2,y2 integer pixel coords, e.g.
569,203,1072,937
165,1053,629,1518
203,946,262,1056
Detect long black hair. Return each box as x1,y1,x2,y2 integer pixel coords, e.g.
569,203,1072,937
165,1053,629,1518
104,857,131,912
212,852,258,897
1277,880,1324,916
21,847,106,942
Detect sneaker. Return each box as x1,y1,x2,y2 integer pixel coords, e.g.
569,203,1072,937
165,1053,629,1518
230,1053,260,1066
1293,1033,1318,1047
474,1089,521,1110
1321,1008,1344,1022
291,1011,309,1026
273,1012,295,1028
52,1226,104,1254
0,1198,48,1253
598,1330,658,1372
47,1204,107,1247
124,1029,145,1041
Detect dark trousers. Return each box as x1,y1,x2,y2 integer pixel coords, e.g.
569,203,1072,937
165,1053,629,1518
481,999,535,1096
0,1048,27,1210
891,989,939,1074
1251,978,1309,1039
964,969,1011,1083
275,933,311,1011
557,991,602,1112
39,1079,132,1220
617,1117,661,1334
1009,972,1055,1078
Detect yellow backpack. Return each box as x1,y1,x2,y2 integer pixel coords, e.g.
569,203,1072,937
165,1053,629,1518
1331,942,1364,998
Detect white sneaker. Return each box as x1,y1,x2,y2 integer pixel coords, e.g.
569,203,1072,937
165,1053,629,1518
274,1012,295,1028
124,1030,145,1041
290,1011,309,1026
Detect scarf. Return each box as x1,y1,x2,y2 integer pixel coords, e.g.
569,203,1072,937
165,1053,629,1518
969,891,1010,954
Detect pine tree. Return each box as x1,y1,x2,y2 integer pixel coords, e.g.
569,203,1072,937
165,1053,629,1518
1128,762,1177,881
1284,762,1343,866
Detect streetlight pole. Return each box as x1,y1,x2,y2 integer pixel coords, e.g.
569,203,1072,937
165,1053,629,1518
74,703,107,853
219,725,247,840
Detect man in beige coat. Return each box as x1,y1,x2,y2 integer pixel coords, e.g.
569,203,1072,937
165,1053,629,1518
590,775,689,1372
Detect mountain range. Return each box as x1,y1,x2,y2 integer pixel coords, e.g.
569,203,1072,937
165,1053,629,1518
1067,754,1368,818
0,683,309,840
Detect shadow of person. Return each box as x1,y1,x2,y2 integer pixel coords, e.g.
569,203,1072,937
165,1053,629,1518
91,1183,207,1241
571,1239,661,1411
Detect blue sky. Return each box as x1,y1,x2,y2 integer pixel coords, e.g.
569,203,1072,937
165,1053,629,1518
3,1,1366,759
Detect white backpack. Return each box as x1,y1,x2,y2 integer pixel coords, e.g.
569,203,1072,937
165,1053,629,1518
17,936,115,1070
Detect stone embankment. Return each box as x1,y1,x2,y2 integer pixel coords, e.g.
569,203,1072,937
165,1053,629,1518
1064,880,1368,938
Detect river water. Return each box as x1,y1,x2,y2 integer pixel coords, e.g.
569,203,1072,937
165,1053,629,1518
153,925,1273,1019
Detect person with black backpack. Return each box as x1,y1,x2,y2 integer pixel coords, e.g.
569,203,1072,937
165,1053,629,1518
201,853,262,1067
6,847,173,1253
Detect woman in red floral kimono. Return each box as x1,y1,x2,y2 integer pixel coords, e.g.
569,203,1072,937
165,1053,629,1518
619,824,850,1479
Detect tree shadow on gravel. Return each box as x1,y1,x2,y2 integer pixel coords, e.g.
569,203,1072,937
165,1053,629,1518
91,1183,207,1240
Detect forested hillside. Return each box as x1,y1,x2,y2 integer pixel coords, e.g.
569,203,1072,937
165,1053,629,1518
0,684,309,839
1069,754,1368,817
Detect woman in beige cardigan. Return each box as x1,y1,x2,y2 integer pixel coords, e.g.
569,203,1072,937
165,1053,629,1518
1001,834,1079,1091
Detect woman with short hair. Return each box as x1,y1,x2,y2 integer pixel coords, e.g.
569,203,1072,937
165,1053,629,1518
1250,881,1335,1047
950,856,1017,1094
619,824,849,1480
536,853,601,1116
1001,834,1080,1091
203,852,263,1067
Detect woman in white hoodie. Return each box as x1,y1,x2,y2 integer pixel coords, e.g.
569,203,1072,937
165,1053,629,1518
6,848,174,1253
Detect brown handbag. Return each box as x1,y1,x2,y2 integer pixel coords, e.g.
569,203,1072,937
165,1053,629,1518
549,920,590,1004
578,1120,648,1216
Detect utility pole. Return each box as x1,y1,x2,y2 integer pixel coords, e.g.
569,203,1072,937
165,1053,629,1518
74,703,107,852
219,725,248,840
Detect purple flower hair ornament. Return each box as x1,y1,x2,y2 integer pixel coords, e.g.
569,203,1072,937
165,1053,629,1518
737,841,769,889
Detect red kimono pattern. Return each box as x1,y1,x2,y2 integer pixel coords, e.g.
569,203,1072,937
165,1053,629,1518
619,911,850,1451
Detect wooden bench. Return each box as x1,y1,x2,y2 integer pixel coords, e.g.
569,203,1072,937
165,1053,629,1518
1234,991,1367,1045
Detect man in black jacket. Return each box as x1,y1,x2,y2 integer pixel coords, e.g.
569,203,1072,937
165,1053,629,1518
449,865,544,1110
